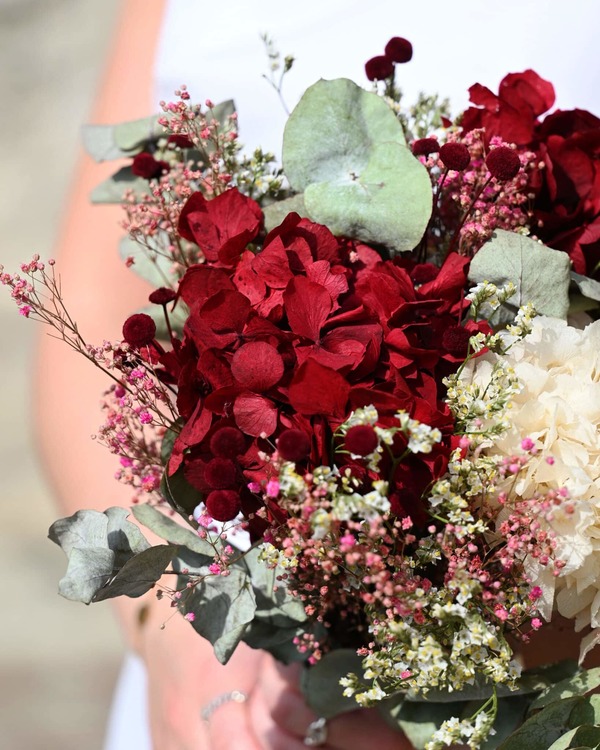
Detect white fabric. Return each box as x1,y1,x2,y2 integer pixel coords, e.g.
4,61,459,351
106,2,600,748
104,653,152,750
154,0,600,157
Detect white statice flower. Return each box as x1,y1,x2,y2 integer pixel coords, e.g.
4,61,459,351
460,316,600,636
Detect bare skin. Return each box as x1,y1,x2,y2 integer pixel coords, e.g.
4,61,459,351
34,1,415,747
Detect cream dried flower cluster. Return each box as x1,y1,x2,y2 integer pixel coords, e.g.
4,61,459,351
461,316,600,644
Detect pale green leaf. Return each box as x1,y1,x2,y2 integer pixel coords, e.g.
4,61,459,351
497,697,581,750
90,167,151,204
118,234,177,288
391,700,467,750
182,567,256,663
132,503,214,558
263,193,308,232
568,695,600,727
300,649,366,718
92,545,177,601
530,668,600,712
283,78,432,254
571,272,600,302
57,547,115,603
469,230,571,320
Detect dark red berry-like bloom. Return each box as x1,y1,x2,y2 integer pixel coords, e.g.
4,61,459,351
131,152,169,179
205,489,241,521
439,143,471,171
277,429,311,463
204,458,238,489
345,425,378,456
122,313,156,348
167,134,195,149
442,325,472,357
412,138,440,156
149,287,177,305
210,427,246,459
486,146,521,181
365,55,394,81
410,263,439,285
384,37,413,63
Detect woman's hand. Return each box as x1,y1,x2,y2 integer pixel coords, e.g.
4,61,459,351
140,600,264,750
245,653,415,750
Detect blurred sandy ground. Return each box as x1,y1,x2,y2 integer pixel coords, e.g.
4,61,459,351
0,1,124,748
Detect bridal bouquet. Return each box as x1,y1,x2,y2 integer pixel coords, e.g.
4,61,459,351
4,37,600,749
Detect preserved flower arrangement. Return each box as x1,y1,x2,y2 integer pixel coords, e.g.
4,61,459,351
3,37,600,749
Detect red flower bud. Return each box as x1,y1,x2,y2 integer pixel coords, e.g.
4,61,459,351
442,325,472,357
345,425,378,456
210,427,246,459
384,37,413,64
439,143,471,171
486,146,521,181
205,490,241,522
204,458,238,489
412,138,440,156
122,313,156,348
167,134,194,149
277,429,311,462
365,55,394,82
149,287,177,305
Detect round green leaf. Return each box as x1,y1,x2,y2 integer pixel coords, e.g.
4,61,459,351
283,78,432,254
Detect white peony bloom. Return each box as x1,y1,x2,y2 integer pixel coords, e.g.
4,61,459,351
460,316,600,635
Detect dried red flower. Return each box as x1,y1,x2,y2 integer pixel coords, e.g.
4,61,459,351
149,287,177,305
365,55,394,82
384,37,413,64
486,146,521,181
412,138,440,156
210,427,246,458
345,425,378,456
277,429,311,462
410,263,439,285
122,313,156,348
167,134,195,149
439,143,471,171
205,489,241,521
204,458,238,489
131,152,169,179
441,324,472,357
231,341,284,392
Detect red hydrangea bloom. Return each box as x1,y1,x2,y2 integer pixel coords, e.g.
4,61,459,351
462,69,555,146
156,189,480,536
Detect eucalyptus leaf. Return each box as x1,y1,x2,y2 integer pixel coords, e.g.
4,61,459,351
469,230,571,321
131,503,214,558
530,668,600,712
160,465,203,516
568,694,600,727
114,114,165,152
242,619,306,663
182,568,256,663
571,272,600,302
118,234,177,288
92,545,177,601
497,697,581,750
391,699,468,750
283,78,432,254
240,546,307,623
90,167,152,204
547,725,600,750
263,193,308,232
160,419,184,466
300,649,366,718
49,507,151,603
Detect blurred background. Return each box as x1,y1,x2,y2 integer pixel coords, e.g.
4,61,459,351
0,1,123,748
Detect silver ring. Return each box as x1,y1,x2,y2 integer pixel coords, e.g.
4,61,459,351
304,716,328,746
200,689,247,722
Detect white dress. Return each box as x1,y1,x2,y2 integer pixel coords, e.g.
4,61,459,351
104,1,600,747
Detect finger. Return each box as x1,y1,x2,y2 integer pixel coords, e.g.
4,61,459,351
247,680,320,750
207,698,263,750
